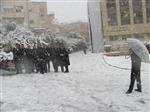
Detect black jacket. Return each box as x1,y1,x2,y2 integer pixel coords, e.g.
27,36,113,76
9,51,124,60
130,51,141,70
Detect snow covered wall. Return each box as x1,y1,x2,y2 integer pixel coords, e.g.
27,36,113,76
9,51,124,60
87,0,104,53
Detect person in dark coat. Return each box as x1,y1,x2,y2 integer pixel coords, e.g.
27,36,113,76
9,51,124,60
25,45,34,73
43,45,50,73
36,45,47,74
32,45,38,73
51,45,60,72
126,49,142,94
20,44,28,73
61,47,70,73
59,47,65,72
12,43,23,74
82,43,87,54
12,46,19,74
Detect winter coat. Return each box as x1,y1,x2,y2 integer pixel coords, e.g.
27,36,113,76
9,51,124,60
60,48,70,66
130,51,141,70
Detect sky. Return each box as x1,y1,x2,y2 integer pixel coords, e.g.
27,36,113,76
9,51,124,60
32,0,88,23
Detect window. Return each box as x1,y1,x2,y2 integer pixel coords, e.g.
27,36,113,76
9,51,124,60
120,0,130,25
3,8,14,13
147,33,150,37
122,34,132,40
145,33,150,38
1,4,14,12
15,6,23,13
146,0,150,23
109,36,118,41
30,20,34,24
132,0,143,24
133,33,144,39
122,35,127,40
39,8,45,17
29,9,32,12
107,0,118,26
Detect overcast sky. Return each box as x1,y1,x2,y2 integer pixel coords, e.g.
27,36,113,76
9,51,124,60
32,0,88,23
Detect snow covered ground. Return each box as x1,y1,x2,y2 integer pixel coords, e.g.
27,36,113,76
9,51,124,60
0,51,150,112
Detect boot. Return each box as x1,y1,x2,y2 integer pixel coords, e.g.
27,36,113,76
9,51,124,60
126,89,132,94
64,66,69,73
134,89,142,92
135,83,142,92
61,66,64,72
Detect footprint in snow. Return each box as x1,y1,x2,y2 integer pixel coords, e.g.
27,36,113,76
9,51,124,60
137,99,146,104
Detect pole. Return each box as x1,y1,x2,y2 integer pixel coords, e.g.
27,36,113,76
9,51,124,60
87,3,94,53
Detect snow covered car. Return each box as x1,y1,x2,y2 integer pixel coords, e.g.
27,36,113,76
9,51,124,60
0,51,15,70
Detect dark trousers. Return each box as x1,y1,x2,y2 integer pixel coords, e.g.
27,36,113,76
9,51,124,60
34,61,38,73
37,60,46,74
65,65,69,72
128,69,141,92
14,60,22,74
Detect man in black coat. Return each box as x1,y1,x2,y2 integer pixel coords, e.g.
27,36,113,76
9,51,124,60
51,46,60,72
61,47,70,73
12,43,23,74
59,47,65,72
32,46,38,73
36,46,47,74
25,46,34,73
126,49,142,94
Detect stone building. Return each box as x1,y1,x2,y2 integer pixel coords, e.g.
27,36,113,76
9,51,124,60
0,0,54,29
29,1,54,29
101,0,150,50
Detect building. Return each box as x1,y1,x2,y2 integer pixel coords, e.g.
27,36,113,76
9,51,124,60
0,0,54,29
88,0,150,52
101,0,150,50
0,0,29,27
29,1,54,29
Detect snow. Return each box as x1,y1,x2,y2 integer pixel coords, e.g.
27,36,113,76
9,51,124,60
0,52,150,112
0,52,13,61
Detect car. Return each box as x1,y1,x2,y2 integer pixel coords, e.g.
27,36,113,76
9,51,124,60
0,51,14,70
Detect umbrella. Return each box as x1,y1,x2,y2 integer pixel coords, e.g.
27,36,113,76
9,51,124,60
127,38,149,63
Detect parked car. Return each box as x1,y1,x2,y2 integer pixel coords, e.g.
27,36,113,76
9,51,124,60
0,51,14,70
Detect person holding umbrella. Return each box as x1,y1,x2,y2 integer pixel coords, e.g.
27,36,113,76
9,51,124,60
126,38,149,94
126,49,142,94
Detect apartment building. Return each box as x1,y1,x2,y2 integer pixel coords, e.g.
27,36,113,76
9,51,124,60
29,1,54,29
0,0,29,27
0,0,54,29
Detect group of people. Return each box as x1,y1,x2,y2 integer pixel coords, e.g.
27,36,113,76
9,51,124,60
1,39,145,94
12,43,70,74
